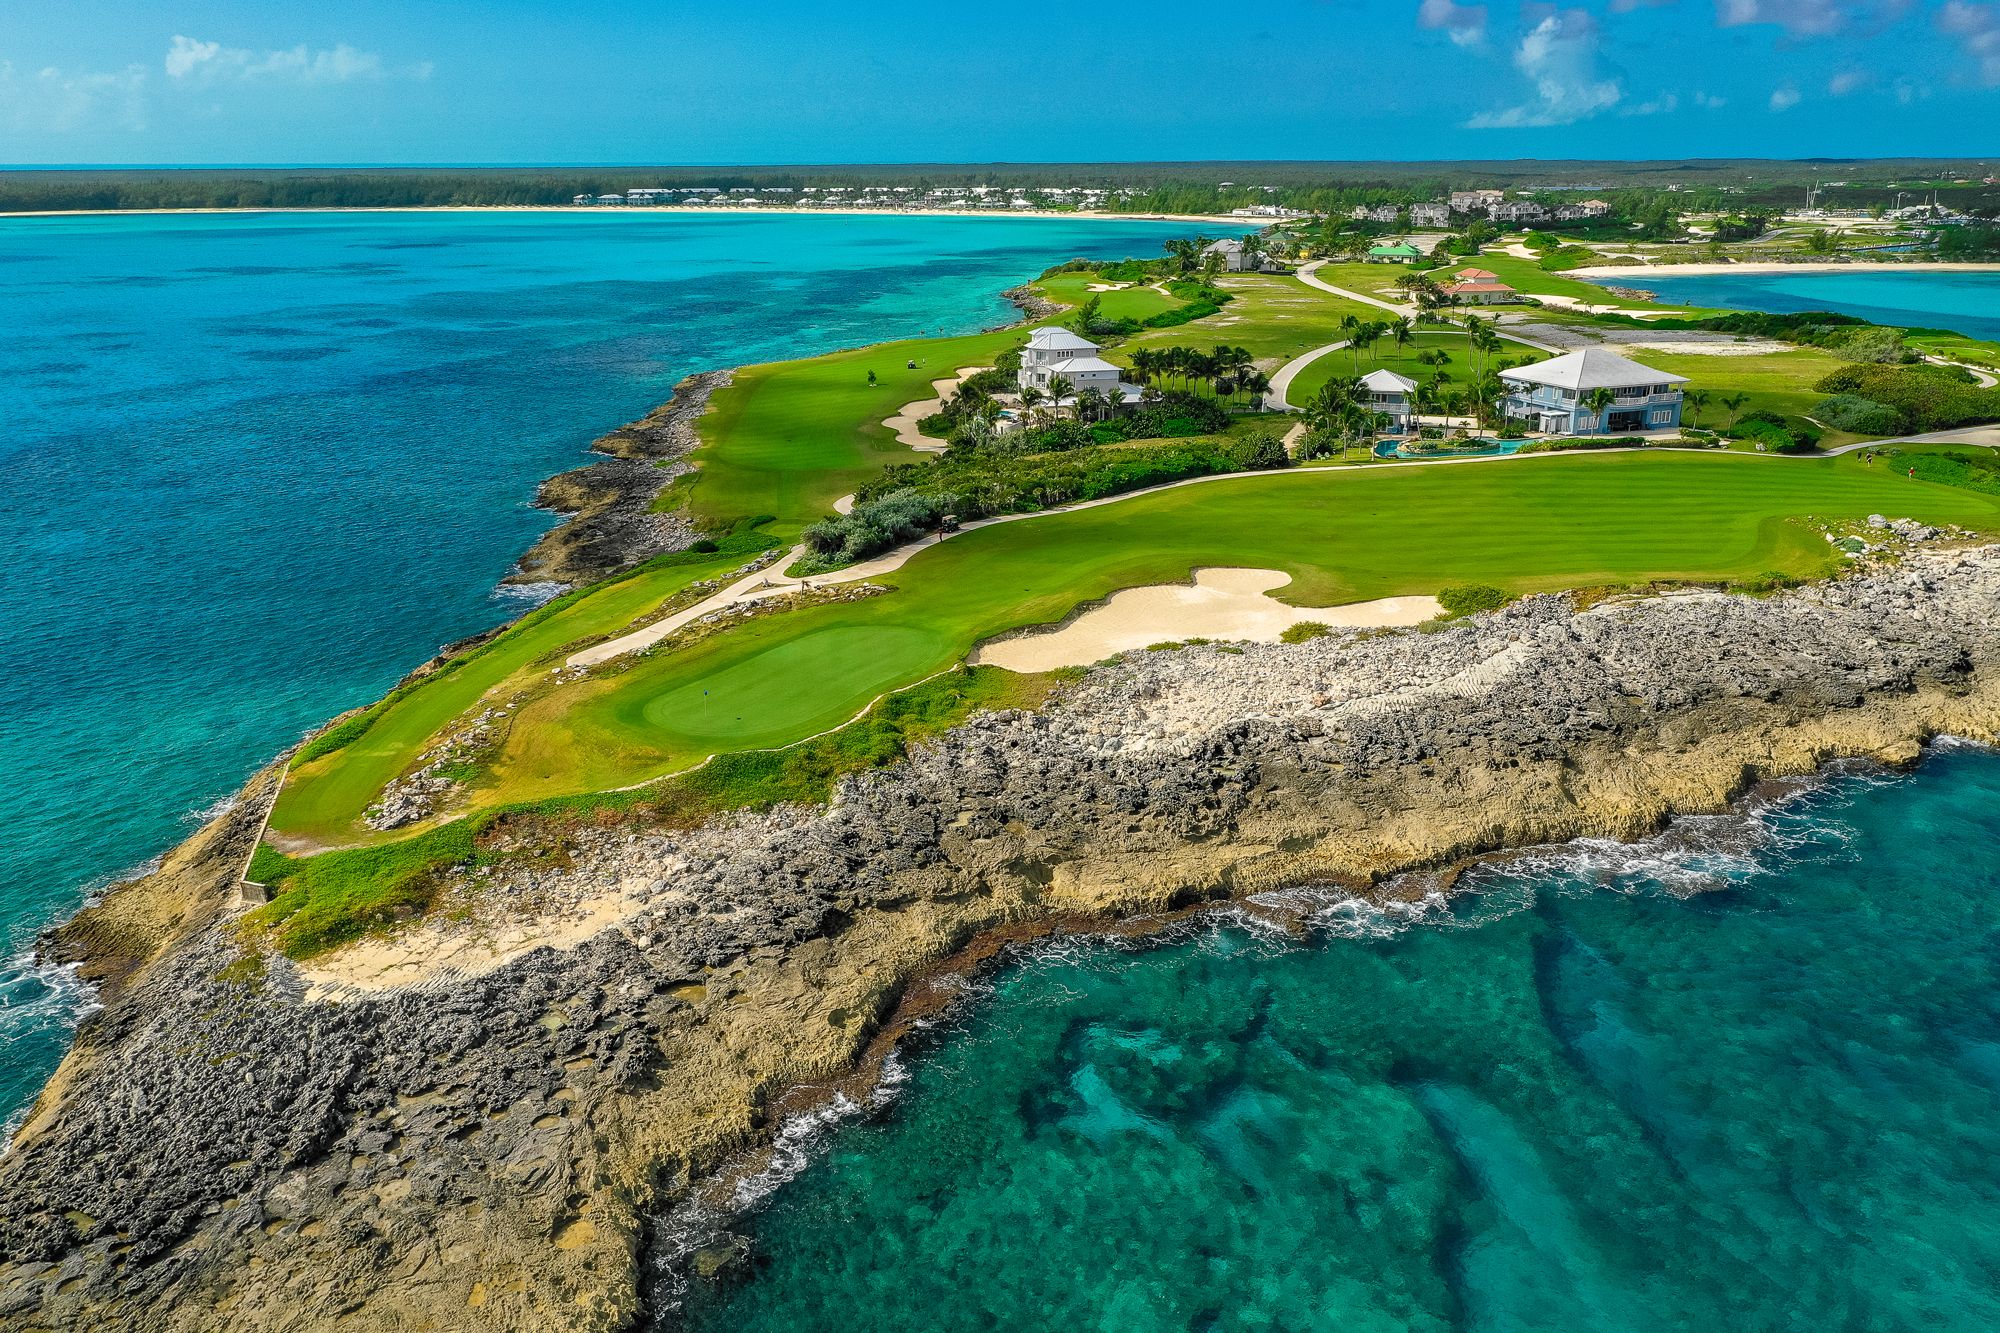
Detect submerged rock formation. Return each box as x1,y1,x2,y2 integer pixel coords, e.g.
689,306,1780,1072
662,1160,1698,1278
7,548,2000,1331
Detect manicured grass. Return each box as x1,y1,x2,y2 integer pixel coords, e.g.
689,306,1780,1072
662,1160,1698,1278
249,665,1059,959
269,540,772,847
686,327,1027,538
1037,271,1182,323
469,451,2000,808
1640,345,1856,426
1448,254,1720,316
1307,261,1423,302
1114,274,1386,368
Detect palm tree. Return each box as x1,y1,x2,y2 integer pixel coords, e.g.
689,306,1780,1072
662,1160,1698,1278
1046,374,1075,420
1721,393,1751,428
1163,237,1201,274
1684,388,1710,429
1075,386,1107,423
1581,387,1616,432
1128,347,1157,386
1018,383,1046,426
1390,317,1414,357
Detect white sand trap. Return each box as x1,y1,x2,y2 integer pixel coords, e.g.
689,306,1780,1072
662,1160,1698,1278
971,568,1441,672
1610,339,1788,357
883,365,990,452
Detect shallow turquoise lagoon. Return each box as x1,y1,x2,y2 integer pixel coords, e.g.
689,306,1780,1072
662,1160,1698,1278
677,746,2000,1333
1615,269,2000,343
0,209,1212,1128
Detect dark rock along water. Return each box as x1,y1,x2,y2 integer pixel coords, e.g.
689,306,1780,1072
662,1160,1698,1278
0,209,1213,1129
677,747,2000,1332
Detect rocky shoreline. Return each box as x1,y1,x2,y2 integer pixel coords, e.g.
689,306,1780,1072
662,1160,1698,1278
6,545,2000,1330
507,369,731,589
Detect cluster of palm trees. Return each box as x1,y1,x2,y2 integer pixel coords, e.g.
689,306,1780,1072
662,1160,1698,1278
1126,344,1270,405
1016,375,1118,427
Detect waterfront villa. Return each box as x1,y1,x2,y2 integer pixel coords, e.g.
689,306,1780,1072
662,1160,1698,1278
1499,348,1688,435
1442,268,1518,305
1361,369,1418,433
1018,327,1136,403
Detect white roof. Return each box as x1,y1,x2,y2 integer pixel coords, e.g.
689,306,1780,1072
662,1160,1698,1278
1499,347,1689,391
1203,238,1245,253
1045,356,1121,375
1026,327,1100,352
1361,369,1418,394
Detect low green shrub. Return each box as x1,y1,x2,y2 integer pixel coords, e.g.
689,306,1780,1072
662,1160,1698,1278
799,488,958,571
1811,394,1908,435
1814,363,2000,432
1437,584,1513,617
1280,622,1332,644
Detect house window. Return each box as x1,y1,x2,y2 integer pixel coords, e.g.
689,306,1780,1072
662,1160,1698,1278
1650,410,1672,425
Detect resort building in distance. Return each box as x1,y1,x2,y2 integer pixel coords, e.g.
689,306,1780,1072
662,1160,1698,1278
1360,369,1419,433
1499,348,1689,435
1017,327,1138,404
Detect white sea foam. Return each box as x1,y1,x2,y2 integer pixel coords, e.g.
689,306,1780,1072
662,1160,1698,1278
0,949,97,1149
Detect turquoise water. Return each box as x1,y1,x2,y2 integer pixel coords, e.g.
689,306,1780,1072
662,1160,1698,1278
677,746,2000,1332
1373,437,1523,459
0,210,1212,1129
1615,270,2000,342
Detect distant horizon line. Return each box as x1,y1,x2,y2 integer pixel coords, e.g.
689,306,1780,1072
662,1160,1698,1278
3,155,1997,174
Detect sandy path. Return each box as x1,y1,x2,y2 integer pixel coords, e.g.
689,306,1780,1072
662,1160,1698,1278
971,569,1440,671
882,365,991,452
1267,340,1350,410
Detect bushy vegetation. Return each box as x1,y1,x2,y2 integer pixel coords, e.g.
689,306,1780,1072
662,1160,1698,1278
1813,393,1910,435
799,489,957,570
1723,409,1822,453
1279,621,1332,643
1814,363,2000,432
1898,447,2000,495
1437,584,1513,617
1937,224,2000,260
249,667,1057,958
1513,436,1652,454
854,429,1289,528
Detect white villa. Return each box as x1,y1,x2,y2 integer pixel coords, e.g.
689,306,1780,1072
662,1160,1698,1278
1499,348,1688,435
1202,238,1269,272
1360,370,1418,433
1017,327,1137,404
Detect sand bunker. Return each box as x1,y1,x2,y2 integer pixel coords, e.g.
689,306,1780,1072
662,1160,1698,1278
883,365,990,452
971,568,1440,672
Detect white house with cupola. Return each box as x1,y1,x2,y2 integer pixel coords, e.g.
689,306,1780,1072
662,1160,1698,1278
1017,327,1137,403
1499,348,1687,435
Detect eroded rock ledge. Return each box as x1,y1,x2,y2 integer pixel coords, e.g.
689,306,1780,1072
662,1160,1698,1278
507,370,731,589
7,549,2000,1332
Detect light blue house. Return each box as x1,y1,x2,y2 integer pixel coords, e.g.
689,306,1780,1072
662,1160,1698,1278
1499,347,1688,435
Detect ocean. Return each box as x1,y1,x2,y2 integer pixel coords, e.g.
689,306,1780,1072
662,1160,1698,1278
0,208,1214,1130
1613,269,2000,343
674,745,2000,1332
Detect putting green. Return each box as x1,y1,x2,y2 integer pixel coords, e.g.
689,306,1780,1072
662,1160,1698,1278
470,451,2000,809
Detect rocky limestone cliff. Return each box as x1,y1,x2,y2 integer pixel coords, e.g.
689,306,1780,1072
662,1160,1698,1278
6,548,2000,1332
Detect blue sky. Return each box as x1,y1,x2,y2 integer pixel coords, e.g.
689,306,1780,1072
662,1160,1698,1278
1,0,1996,164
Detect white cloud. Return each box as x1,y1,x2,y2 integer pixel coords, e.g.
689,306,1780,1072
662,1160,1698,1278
1694,89,1729,106
1938,0,2000,84
1716,0,1847,34
1622,91,1680,114
1467,9,1624,127
1418,0,1489,47
164,35,420,86
1827,66,1875,94
0,59,147,133
1769,82,1802,109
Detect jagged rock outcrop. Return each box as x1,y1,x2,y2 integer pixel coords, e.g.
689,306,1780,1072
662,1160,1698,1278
6,548,2000,1332
508,370,730,588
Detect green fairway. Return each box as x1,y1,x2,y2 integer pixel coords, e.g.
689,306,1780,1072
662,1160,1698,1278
1640,345,1854,426
472,451,2000,808
1285,327,1535,405
269,548,753,846
686,326,1027,537
1036,271,1183,322
1115,273,1386,367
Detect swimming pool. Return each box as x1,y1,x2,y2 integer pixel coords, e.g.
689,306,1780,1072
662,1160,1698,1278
1372,437,1526,460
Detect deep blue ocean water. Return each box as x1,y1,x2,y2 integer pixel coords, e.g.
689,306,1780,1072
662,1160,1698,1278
676,746,2000,1332
1611,269,2000,343
0,209,1212,1129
